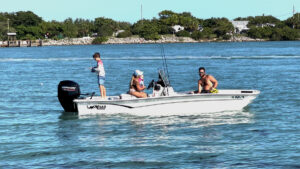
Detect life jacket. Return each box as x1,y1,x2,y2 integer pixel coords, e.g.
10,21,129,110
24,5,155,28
138,78,144,87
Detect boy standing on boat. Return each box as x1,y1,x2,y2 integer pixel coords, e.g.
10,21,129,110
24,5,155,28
91,52,106,98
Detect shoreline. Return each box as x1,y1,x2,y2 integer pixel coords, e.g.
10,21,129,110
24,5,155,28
0,35,270,47
42,35,266,46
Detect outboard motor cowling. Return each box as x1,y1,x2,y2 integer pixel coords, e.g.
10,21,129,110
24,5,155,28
58,80,80,112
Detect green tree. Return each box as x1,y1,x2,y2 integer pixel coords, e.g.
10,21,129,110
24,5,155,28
0,13,17,40
0,21,6,40
0,15,8,40
158,10,179,26
247,27,262,39
0,14,7,22
132,19,160,40
158,11,200,32
15,25,42,40
74,18,93,37
234,16,254,21
270,28,283,41
176,30,190,37
191,31,204,40
39,21,64,39
201,27,214,39
12,11,42,27
248,27,274,40
94,17,119,37
203,18,233,38
117,30,132,38
62,18,78,38
118,21,132,31
269,27,299,41
158,24,173,34
92,36,108,44
284,13,300,29
178,12,199,32
280,26,299,40
248,15,280,27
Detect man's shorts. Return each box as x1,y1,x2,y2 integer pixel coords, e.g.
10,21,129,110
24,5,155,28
98,76,105,85
201,90,210,93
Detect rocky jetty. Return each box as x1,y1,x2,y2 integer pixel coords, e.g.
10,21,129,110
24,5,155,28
41,35,264,46
42,37,93,46
230,36,265,42
1,35,265,47
105,36,198,44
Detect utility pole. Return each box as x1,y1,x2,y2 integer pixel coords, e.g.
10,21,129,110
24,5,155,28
141,3,143,21
7,18,10,33
293,5,295,15
293,5,295,28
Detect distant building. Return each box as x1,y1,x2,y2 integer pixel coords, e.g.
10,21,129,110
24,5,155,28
259,23,276,27
198,24,203,32
231,21,249,34
7,32,18,47
7,32,17,42
172,25,184,33
91,33,98,37
7,32,17,36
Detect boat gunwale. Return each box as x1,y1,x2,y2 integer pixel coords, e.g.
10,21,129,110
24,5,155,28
74,90,260,104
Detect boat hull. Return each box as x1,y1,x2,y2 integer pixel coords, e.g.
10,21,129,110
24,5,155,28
74,90,260,116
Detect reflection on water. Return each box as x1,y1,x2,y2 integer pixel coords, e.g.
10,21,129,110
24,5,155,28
59,111,79,120
55,109,254,167
65,109,254,127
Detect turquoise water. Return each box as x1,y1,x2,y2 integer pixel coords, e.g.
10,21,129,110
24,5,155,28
0,42,300,168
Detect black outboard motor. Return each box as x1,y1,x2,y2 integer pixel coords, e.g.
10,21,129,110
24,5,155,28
58,80,80,112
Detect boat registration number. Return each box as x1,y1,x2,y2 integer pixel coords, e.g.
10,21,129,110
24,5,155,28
232,96,245,99
87,105,106,110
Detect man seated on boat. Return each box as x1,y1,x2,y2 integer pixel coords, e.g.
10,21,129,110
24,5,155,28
194,67,218,93
129,70,147,98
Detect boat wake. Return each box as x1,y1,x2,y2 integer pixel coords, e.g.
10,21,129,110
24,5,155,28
0,58,90,62
104,55,300,60
1,55,299,62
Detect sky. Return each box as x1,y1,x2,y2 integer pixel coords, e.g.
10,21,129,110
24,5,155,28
0,0,299,23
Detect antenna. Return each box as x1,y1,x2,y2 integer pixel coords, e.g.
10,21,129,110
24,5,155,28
293,5,295,15
141,3,143,21
293,5,295,28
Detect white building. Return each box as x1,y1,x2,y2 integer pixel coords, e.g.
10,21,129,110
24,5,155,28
259,23,276,27
198,24,203,32
172,25,184,33
231,21,249,34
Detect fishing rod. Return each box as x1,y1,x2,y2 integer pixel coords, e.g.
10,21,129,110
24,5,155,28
159,44,172,96
160,44,171,86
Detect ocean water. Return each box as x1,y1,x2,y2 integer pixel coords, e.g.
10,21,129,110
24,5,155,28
0,41,300,168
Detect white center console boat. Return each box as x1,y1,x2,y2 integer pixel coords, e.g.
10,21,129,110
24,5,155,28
58,70,260,116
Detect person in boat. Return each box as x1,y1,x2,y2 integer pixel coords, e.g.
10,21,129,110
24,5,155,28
91,52,106,98
195,67,218,93
129,70,147,98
